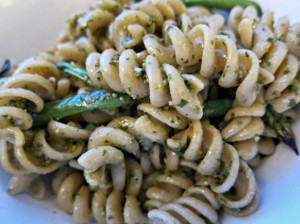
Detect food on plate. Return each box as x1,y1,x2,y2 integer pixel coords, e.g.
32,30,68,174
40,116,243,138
0,0,299,223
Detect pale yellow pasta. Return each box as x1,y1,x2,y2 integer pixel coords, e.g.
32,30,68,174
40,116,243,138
54,170,90,224
217,160,257,216
0,126,60,174
85,51,203,119
1,73,55,99
1,0,299,223
55,37,96,65
144,171,193,210
32,121,88,161
185,6,225,35
148,185,220,224
7,174,45,199
14,55,60,79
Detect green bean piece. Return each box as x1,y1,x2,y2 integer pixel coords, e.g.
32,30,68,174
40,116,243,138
184,0,262,15
265,105,299,155
32,90,135,127
57,62,98,88
202,98,233,119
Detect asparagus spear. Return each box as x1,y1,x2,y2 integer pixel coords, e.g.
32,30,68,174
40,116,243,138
264,105,299,155
184,0,262,15
57,62,298,155
32,90,135,127
203,99,233,119
0,59,11,76
57,62,97,88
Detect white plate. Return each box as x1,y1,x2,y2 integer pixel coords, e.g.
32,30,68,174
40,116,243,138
0,0,300,223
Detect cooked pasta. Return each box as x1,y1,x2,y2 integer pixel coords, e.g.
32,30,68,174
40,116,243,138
0,0,299,224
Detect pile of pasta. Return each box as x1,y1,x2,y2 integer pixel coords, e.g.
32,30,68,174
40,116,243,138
1,0,300,223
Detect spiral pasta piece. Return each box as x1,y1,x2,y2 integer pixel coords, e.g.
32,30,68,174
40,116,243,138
148,185,220,224
78,125,141,190
52,169,91,224
14,55,60,79
7,174,45,199
202,143,258,216
221,95,267,164
184,6,225,35
229,5,300,59
217,160,258,217
0,54,61,130
167,121,224,175
228,5,300,112
109,0,186,51
0,126,61,175
144,171,193,210
33,121,88,161
55,37,96,65
85,50,204,119
1,1,299,224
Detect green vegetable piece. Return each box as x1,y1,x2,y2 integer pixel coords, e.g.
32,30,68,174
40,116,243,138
57,62,97,88
32,90,135,127
202,99,233,119
265,105,299,155
212,160,228,181
0,59,11,76
183,0,262,15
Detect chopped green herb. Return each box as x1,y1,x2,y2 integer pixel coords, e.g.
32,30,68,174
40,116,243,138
288,99,297,107
283,68,290,75
212,160,229,181
177,99,188,107
267,37,274,43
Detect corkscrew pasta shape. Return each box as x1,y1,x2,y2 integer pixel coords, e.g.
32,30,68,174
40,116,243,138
1,0,300,224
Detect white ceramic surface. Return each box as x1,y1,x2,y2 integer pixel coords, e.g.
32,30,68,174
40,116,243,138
0,0,300,223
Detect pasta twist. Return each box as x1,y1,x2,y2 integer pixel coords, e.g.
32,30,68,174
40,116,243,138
52,169,91,224
0,119,89,175
228,6,300,112
195,142,259,217
107,114,195,174
70,138,147,224
1,0,299,223
65,0,124,51
221,95,266,164
33,120,89,161
0,126,59,175
229,5,300,60
181,6,225,35
143,23,269,107
7,174,45,199
0,55,59,130
78,125,141,190
144,23,215,77
86,50,204,119
167,120,224,176
144,171,193,210
145,21,275,108
55,37,96,65
148,185,220,224
14,54,60,79
216,159,259,217
52,167,147,224
110,0,186,51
